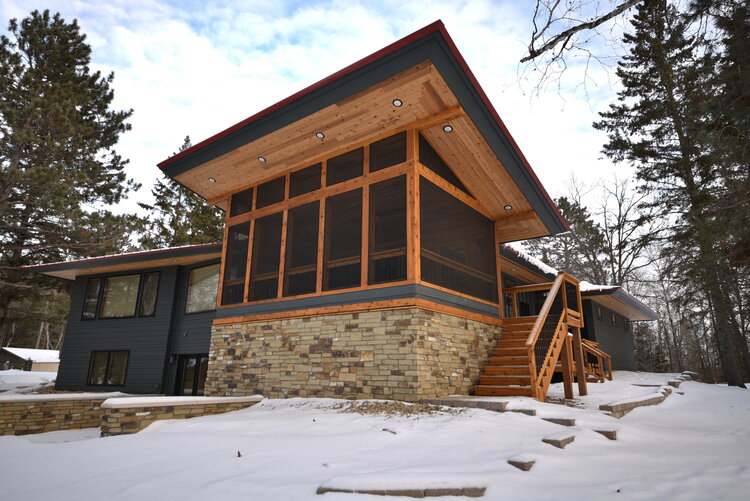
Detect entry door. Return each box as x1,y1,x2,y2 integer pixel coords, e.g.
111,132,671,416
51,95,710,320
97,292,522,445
175,354,208,396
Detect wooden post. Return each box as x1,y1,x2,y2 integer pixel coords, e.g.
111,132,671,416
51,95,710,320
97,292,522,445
316,195,326,293
277,210,289,298
493,224,503,318
242,219,255,303
572,326,588,396
406,167,421,282
560,334,574,400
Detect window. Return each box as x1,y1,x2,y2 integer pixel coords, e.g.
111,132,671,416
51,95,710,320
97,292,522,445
370,132,406,172
185,264,220,313
283,202,320,296
596,305,603,321
222,222,250,305
87,351,128,385
326,148,363,186
100,275,141,318
420,177,496,301
369,176,406,284
290,163,321,198
230,187,253,217
611,312,617,326
324,188,362,290
139,272,159,317
82,278,101,320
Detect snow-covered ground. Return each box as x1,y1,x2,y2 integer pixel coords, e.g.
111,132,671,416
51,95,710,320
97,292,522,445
0,369,57,394
1,372,748,500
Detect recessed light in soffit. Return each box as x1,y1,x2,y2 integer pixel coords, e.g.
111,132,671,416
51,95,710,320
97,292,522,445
442,124,454,133
258,156,267,163
315,132,325,139
392,98,403,107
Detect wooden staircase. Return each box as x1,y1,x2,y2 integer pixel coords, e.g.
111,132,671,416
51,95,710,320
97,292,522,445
475,317,535,396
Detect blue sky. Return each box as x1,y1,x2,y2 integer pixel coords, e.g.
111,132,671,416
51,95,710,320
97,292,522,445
0,0,631,215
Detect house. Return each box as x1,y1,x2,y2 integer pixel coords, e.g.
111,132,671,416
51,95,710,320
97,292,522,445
24,21,657,401
0,347,60,372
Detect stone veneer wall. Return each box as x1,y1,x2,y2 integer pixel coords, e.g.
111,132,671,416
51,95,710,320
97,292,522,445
205,307,501,402
100,398,261,436
0,396,107,436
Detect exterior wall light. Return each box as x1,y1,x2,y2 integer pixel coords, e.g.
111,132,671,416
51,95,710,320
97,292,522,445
443,124,454,133
392,99,403,107
315,132,325,139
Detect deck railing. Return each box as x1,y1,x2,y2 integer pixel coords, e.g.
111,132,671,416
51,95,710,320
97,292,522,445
581,339,613,382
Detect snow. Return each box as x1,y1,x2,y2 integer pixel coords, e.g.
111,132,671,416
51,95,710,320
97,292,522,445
1,372,749,500
102,395,264,408
0,369,57,395
2,347,59,363
504,243,559,277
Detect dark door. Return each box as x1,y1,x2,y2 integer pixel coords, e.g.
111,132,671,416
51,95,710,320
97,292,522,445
175,354,208,396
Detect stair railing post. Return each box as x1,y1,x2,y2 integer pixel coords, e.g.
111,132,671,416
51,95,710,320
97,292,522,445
560,331,574,399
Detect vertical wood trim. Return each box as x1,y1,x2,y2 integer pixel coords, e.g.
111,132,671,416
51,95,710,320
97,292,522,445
412,166,421,282
251,183,258,211
316,169,326,293
573,326,588,396
406,167,419,281
216,221,230,308
494,224,504,318
277,209,289,298
361,181,370,288
560,333,574,399
242,219,255,303
406,128,418,162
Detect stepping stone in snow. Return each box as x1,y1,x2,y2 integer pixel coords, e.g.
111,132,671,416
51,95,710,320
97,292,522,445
542,417,576,427
668,380,682,388
316,486,486,497
542,433,575,449
509,408,536,416
594,429,618,440
507,456,536,471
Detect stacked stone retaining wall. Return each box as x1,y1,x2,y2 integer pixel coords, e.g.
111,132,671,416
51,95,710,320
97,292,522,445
0,395,108,436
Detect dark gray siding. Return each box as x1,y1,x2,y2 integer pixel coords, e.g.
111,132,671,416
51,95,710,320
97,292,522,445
56,266,180,394
163,259,218,394
582,299,636,371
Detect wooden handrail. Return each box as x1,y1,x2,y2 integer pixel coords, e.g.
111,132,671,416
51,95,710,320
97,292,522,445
502,282,554,294
525,273,565,349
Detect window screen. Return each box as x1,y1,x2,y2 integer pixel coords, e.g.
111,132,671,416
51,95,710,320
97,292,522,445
326,148,363,186
324,188,362,290
420,177,496,301
186,263,220,313
290,163,322,198
419,133,471,196
222,222,250,305
369,176,406,284
370,131,406,172
256,177,286,208
139,272,159,317
249,212,283,301
82,278,101,320
230,187,253,217
99,275,140,318
283,202,319,296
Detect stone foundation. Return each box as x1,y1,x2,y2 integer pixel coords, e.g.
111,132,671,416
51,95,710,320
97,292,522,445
205,307,501,402
0,396,108,436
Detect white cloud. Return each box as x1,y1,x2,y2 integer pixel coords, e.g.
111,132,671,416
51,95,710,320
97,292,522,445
0,0,633,217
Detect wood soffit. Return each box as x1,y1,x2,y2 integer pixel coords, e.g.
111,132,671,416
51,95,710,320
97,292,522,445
175,62,549,241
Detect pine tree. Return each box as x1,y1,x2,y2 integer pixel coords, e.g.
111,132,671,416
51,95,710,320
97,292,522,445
594,0,749,386
139,136,224,249
0,10,140,346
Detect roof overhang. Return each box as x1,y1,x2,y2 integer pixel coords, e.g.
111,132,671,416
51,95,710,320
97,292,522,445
22,243,222,280
157,21,568,242
582,288,659,322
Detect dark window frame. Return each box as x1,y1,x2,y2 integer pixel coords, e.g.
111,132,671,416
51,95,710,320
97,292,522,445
596,305,603,322
83,272,161,321
86,350,129,386
611,312,617,326
184,262,221,314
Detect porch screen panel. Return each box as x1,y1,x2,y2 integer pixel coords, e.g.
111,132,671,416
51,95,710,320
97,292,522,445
369,132,406,172
230,187,253,216
283,201,319,296
326,148,363,186
369,176,406,284
290,163,322,198
420,177,497,302
221,222,250,305
256,177,285,208
249,212,283,301
324,188,362,290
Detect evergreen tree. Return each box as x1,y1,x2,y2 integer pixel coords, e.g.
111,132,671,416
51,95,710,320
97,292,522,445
139,136,224,249
594,0,749,386
0,10,139,346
